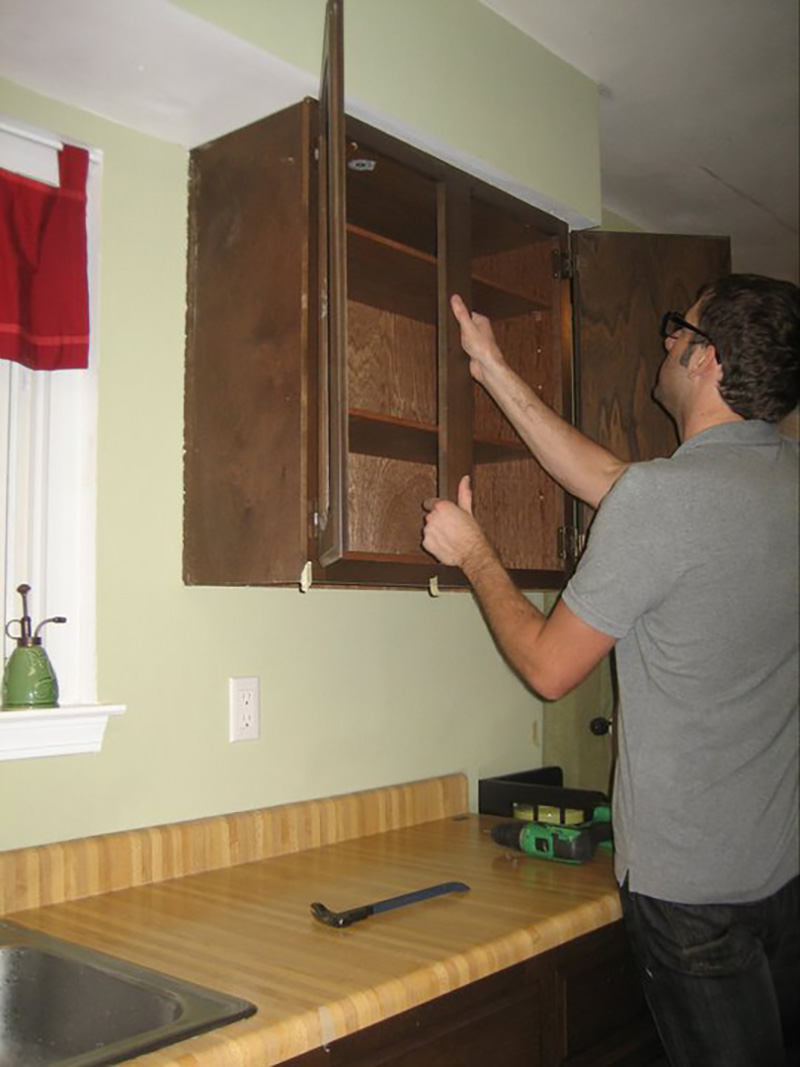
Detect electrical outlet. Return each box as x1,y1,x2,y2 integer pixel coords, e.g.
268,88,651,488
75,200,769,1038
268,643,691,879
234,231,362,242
229,677,260,742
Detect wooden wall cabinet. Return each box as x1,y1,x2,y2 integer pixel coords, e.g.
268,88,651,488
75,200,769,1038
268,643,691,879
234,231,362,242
184,0,574,590
279,921,664,1067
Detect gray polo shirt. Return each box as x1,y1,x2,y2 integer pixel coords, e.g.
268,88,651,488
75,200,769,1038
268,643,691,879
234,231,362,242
563,421,799,905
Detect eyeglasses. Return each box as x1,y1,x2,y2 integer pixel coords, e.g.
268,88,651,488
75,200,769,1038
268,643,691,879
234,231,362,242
660,311,715,347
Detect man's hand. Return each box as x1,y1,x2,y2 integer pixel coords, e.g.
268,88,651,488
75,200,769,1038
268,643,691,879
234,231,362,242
450,294,505,385
422,475,489,570
424,476,615,699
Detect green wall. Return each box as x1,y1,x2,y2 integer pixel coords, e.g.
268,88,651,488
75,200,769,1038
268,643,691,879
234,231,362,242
175,0,601,224
0,1,602,850
598,208,643,233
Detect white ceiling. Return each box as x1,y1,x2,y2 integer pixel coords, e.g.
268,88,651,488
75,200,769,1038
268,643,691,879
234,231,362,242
480,0,799,282
0,0,318,148
1,0,797,281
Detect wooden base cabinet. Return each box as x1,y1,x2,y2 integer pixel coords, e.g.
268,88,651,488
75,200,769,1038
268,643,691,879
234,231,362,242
551,923,664,1067
281,921,663,1067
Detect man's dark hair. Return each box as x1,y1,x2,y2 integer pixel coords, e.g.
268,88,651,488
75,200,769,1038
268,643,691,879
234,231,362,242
696,273,799,422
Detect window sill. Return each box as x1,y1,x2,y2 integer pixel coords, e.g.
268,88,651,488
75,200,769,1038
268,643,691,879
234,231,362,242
0,704,126,760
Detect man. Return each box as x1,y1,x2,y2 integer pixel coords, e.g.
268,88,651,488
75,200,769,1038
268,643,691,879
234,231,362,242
422,275,799,1067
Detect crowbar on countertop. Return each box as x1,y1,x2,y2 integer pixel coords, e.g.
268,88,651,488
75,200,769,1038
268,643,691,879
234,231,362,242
310,881,470,928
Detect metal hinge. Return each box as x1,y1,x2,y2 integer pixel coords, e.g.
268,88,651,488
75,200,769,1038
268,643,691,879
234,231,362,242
552,248,573,280
557,526,585,561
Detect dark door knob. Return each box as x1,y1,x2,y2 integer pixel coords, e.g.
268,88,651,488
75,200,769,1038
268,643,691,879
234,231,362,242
590,716,612,736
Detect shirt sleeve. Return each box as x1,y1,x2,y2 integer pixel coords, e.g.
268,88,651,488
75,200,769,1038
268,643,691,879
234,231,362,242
562,462,681,639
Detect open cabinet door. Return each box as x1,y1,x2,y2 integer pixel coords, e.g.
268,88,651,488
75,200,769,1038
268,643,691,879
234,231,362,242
572,231,731,482
317,0,348,567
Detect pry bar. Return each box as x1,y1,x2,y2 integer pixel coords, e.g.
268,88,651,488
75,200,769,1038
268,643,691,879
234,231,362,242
311,880,470,928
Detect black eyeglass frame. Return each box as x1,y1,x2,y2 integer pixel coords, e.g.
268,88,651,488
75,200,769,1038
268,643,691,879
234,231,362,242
660,311,715,348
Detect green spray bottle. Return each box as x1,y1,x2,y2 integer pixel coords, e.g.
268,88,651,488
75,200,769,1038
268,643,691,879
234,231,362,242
2,584,67,710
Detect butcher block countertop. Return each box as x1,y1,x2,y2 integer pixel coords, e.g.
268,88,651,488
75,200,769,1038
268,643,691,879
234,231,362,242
2,775,621,1066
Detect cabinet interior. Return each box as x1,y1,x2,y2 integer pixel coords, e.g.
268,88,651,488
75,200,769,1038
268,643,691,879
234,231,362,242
343,135,565,572
345,138,438,561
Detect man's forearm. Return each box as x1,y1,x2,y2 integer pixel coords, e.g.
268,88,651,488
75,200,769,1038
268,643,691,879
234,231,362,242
461,540,550,693
421,474,617,700
479,359,627,509
461,540,616,702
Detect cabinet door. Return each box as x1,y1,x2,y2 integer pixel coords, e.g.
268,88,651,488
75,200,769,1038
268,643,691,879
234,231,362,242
571,232,731,504
316,2,455,588
317,0,347,567
550,922,664,1067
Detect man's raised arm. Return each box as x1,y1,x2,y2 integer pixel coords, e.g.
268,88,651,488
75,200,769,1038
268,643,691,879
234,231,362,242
451,294,628,509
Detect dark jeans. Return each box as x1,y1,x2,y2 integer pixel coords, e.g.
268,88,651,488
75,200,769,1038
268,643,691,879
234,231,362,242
620,875,799,1067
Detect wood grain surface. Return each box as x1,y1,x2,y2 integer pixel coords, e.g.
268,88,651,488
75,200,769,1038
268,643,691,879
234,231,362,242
347,452,436,556
183,101,316,586
572,232,731,468
0,775,467,915
7,810,621,1066
347,301,436,425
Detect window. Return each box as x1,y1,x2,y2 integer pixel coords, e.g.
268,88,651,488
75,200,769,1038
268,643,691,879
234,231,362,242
0,118,100,706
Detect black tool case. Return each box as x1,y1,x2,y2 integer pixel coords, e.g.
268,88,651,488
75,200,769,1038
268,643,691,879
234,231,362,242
478,767,608,823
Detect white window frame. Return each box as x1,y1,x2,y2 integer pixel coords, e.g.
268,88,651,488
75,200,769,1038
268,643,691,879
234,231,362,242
0,118,100,707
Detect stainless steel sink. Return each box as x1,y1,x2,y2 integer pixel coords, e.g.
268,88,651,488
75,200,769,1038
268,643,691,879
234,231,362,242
0,920,256,1066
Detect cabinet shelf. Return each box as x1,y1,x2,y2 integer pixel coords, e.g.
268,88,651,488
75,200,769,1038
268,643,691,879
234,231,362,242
349,409,438,464
349,412,534,467
472,276,548,319
474,435,530,464
344,550,433,564
347,226,549,323
347,226,436,323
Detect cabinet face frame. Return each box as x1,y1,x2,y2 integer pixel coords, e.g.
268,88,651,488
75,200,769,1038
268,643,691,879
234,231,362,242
318,100,575,588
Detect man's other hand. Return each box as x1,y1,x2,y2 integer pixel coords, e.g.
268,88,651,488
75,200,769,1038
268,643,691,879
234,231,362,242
422,475,488,569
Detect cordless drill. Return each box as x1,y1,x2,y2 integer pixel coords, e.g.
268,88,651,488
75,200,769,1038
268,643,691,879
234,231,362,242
491,804,612,864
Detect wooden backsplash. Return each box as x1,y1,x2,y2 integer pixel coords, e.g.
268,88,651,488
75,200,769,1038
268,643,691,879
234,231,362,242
0,773,468,915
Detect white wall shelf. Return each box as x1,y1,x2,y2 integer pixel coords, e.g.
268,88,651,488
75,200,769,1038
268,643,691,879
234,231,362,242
0,704,125,760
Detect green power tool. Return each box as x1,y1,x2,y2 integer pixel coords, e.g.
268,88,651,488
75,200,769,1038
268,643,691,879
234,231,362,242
490,805,612,864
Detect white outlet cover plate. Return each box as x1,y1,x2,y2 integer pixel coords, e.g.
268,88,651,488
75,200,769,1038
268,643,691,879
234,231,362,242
229,676,260,742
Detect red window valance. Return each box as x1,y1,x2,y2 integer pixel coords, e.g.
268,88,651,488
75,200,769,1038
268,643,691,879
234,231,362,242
0,143,90,371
